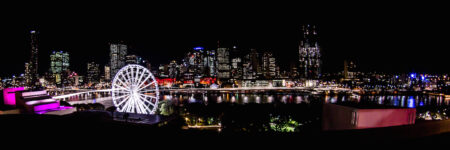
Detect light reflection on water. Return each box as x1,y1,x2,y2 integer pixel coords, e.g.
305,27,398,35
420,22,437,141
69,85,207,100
64,92,449,108
161,93,448,108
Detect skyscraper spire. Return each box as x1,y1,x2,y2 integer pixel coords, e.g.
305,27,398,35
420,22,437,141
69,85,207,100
29,30,40,87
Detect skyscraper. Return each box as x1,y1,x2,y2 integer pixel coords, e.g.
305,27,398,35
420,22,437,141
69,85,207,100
217,47,230,79
104,65,111,81
262,52,277,79
50,51,69,85
298,24,321,79
29,30,39,87
87,62,100,84
24,62,31,85
110,43,127,78
204,50,217,77
231,57,242,79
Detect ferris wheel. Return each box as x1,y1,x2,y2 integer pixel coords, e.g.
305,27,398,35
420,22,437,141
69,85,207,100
112,64,159,114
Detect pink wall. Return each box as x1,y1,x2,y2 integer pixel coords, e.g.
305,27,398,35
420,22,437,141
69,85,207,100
322,104,416,131
356,109,416,129
3,87,25,106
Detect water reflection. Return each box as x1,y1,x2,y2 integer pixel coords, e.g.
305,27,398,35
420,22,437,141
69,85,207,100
63,91,449,109
153,93,448,109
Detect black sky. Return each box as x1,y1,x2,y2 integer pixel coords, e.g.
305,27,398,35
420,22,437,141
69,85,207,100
1,3,449,77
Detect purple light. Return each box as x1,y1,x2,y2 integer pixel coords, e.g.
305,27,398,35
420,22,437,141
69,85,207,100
33,102,60,112
3,87,25,106
35,106,74,114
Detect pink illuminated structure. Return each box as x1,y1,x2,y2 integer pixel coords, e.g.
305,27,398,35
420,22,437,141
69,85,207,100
2,87,25,106
322,103,416,130
15,90,74,114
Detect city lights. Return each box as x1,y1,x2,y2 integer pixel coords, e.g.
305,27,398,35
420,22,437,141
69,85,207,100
0,16,449,142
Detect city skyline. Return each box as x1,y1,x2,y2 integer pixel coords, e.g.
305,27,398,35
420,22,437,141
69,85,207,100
1,6,449,77
1,3,450,143
1,23,448,78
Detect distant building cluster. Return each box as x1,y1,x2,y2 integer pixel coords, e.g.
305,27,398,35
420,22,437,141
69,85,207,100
152,25,321,88
1,24,449,94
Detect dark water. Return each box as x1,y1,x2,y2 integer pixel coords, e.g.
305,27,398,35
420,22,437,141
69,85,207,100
161,93,449,108
63,90,449,108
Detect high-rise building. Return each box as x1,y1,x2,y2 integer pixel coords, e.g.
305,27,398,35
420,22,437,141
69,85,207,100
104,65,111,81
87,62,100,84
298,24,321,79
217,47,230,79
204,50,217,77
29,30,39,87
167,60,179,78
262,52,277,79
50,51,69,85
24,62,31,85
243,53,256,80
125,54,145,65
110,43,127,78
231,57,242,79
229,46,243,80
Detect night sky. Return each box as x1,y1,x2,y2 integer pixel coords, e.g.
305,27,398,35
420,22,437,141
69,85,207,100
1,3,448,77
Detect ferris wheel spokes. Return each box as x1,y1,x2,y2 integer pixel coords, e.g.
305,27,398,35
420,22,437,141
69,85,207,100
112,64,159,115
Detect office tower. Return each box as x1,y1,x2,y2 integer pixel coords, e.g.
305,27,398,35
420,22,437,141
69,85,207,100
231,57,242,79
250,49,262,78
87,62,100,84
204,50,217,77
24,62,31,85
50,51,69,85
217,47,230,79
262,52,276,79
167,60,179,78
243,53,256,80
298,24,321,79
110,43,127,78
104,65,111,81
230,45,243,80
29,30,39,86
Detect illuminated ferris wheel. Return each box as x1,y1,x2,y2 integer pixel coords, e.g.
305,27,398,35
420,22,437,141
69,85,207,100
112,64,159,114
